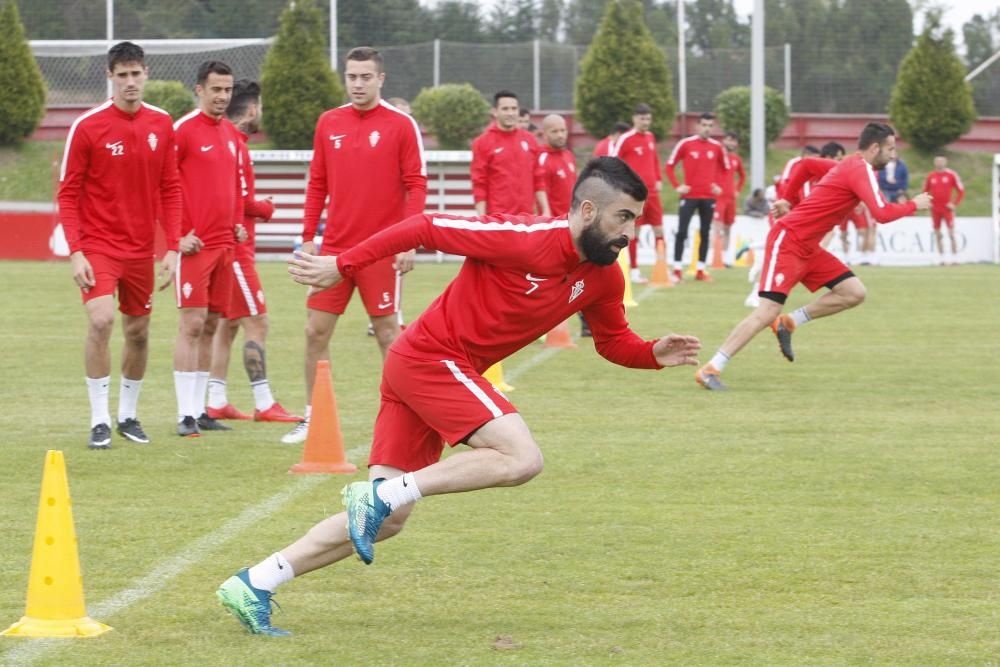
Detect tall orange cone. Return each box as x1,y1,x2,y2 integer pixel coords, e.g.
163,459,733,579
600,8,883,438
543,319,576,349
3,451,111,638
483,362,514,392
617,248,638,307
290,360,357,474
711,229,726,269
649,237,673,287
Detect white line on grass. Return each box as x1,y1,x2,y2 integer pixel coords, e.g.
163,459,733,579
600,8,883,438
1,284,659,666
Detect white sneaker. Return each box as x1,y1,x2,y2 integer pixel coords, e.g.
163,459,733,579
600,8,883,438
280,420,309,444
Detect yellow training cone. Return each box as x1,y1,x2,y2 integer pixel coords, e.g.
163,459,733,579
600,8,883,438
687,231,702,276
483,362,514,393
618,249,638,308
2,451,111,638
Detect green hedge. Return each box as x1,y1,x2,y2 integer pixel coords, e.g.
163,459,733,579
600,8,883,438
0,1,46,145
411,84,490,150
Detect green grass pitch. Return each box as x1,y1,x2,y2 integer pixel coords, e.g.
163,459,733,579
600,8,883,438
1,260,998,665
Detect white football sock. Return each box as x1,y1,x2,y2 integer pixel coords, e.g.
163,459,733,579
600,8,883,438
303,404,312,422
86,376,111,428
174,370,197,421
117,376,143,422
697,260,706,270
251,379,275,411
709,350,731,372
194,371,209,416
790,307,812,327
207,379,228,409
248,552,295,593
375,472,422,511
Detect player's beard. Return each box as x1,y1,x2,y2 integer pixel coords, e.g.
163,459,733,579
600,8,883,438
580,219,628,266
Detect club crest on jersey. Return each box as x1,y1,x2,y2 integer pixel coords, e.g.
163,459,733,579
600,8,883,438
182,282,193,299
369,130,380,147
569,279,585,303
775,273,785,287
228,140,237,156
521,140,529,152
256,290,265,304
147,132,158,151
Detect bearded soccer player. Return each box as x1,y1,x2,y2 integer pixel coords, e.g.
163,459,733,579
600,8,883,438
610,103,662,284
665,112,729,282
216,157,701,636
714,131,746,266
282,46,427,445
695,123,931,391
60,41,181,449
922,155,965,263
204,80,301,424
172,61,246,437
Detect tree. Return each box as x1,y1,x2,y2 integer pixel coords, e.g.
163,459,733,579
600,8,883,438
889,17,976,153
575,0,675,139
261,0,344,149
143,80,194,120
713,85,789,149
487,0,538,42
0,1,46,145
962,10,1000,116
431,1,485,42
411,83,490,149
685,0,749,53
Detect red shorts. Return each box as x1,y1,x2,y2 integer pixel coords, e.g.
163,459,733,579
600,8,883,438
224,258,267,319
369,351,518,471
758,225,852,302
637,190,663,227
714,196,736,225
931,208,954,230
307,255,400,317
81,253,154,316
175,246,233,312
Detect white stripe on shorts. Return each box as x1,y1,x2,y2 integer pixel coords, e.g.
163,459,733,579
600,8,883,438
232,261,259,316
441,359,502,419
762,229,787,292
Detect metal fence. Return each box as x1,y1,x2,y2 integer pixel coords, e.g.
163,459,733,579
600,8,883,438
29,39,1000,116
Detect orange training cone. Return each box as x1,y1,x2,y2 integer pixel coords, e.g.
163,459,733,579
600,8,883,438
543,319,577,349
649,237,673,287
617,249,638,307
290,360,357,474
483,362,514,392
2,451,111,638
711,229,726,269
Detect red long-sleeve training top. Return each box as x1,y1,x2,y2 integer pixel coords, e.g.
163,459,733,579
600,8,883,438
664,135,729,199
470,123,545,214
538,146,576,217
234,131,275,263
610,129,660,187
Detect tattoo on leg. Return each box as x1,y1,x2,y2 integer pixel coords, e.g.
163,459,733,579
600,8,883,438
244,341,266,382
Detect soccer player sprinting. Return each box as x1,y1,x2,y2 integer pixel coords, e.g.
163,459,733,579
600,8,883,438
58,41,181,449
216,158,701,636
281,47,427,445
172,61,246,436
665,112,729,282
205,79,301,424
610,103,663,284
922,155,965,264
694,123,932,391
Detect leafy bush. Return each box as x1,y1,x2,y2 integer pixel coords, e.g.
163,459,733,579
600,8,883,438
575,0,675,139
714,86,789,148
143,80,194,120
889,21,976,152
411,84,490,150
260,0,344,149
0,1,46,145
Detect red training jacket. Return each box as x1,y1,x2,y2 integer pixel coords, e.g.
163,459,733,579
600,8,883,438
470,123,544,215
778,154,916,246
338,213,663,373
720,151,746,200
664,135,729,200
234,131,275,263
592,136,613,158
610,129,660,187
58,100,181,259
174,110,244,250
303,100,427,253
538,146,576,217
922,169,964,211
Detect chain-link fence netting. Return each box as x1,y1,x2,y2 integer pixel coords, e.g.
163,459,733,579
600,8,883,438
29,39,1000,116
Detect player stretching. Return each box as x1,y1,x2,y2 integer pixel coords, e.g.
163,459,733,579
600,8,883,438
282,47,427,444
695,123,931,391
922,155,965,264
59,41,181,449
216,158,701,636
205,80,301,424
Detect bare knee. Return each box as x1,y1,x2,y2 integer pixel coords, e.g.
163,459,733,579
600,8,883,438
123,319,149,350
179,311,206,340
377,504,414,541
505,446,545,486
88,313,115,343
370,317,399,350
842,283,867,307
